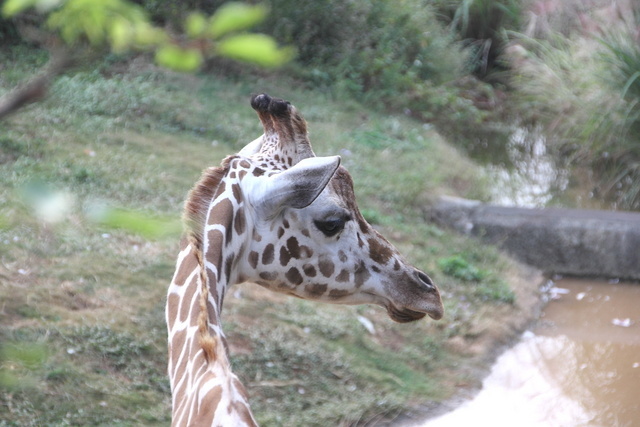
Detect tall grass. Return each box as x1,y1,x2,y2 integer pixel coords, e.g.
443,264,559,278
507,22,640,209
596,29,640,208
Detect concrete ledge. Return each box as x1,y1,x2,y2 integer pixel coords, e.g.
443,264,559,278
429,196,640,280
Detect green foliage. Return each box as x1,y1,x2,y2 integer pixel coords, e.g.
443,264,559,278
2,0,60,16
434,0,522,78
217,33,295,68
2,0,291,72
476,279,515,304
47,0,153,46
438,254,514,304
208,1,267,39
509,26,640,210
155,44,203,71
262,0,468,115
438,255,488,282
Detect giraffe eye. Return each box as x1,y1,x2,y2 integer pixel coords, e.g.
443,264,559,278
314,216,349,237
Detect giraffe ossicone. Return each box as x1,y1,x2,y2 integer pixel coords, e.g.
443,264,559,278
166,93,444,426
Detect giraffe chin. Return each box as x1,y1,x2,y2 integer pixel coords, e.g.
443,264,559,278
386,305,428,323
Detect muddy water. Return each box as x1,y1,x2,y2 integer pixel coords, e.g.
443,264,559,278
421,278,640,427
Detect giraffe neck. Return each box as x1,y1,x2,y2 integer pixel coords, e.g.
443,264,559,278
166,164,257,426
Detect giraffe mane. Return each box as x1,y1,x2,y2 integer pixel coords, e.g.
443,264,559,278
183,156,233,249
182,156,234,362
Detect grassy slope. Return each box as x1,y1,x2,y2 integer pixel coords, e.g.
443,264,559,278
0,48,536,426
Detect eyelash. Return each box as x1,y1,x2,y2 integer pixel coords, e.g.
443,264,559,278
314,216,350,237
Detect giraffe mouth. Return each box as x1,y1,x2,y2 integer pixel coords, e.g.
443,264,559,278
386,305,429,323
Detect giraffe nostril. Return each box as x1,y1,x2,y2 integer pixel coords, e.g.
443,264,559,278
416,270,435,290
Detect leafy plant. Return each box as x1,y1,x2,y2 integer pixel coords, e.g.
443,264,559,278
438,254,514,303
438,254,488,282
2,0,293,72
508,24,640,210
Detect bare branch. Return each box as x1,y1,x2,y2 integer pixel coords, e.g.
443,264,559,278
0,37,73,120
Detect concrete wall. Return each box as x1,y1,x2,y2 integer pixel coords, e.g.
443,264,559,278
429,196,640,280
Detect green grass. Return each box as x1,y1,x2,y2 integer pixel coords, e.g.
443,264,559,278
1,47,526,426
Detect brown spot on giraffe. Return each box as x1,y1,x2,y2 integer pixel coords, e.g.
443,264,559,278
170,328,187,365
234,208,246,235
285,267,303,286
259,271,277,281
302,263,317,277
224,254,234,280
179,279,198,323
300,245,313,258
231,183,242,204
279,246,291,266
248,251,259,269
319,258,335,278
306,283,327,297
262,244,274,265
206,230,225,272
173,249,199,287
335,269,350,282
207,197,233,227
368,236,393,265
167,293,180,330
192,385,223,425
286,236,300,259
328,289,350,299
354,260,370,288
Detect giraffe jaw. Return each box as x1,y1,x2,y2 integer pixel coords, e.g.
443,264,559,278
386,304,444,323
386,305,428,323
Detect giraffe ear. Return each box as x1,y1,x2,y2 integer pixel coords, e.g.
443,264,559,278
257,156,340,216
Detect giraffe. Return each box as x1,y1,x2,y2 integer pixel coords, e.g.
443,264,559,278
166,93,444,426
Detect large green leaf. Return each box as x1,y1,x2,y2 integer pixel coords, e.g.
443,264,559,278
155,44,203,72
208,2,267,39
185,12,207,39
2,0,37,17
47,0,148,46
217,33,294,68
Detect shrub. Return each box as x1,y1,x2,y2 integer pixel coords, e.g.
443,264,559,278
262,0,468,112
433,0,523,79
438,255,487,282
508,26,640,209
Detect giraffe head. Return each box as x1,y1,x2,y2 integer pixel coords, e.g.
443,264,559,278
220,93,443,323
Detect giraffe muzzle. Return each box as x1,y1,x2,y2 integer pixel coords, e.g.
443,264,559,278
413,269,444,320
